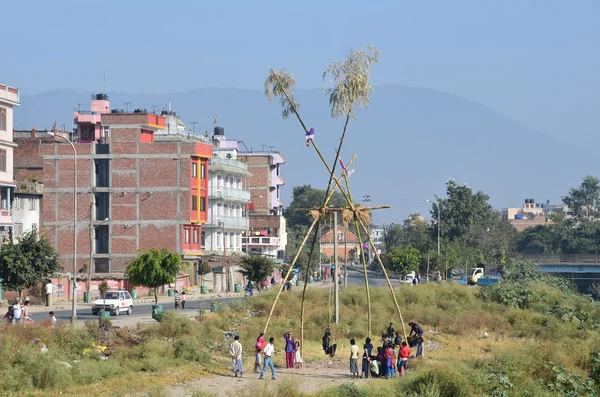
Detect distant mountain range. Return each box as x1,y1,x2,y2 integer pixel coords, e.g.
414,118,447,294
14,86,596,223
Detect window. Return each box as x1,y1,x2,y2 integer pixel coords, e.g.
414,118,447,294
200,196,206,212
0,107,6,131
184,228,190,244
32,223,37,232
200,163,206,179
193,228,198,244
13,197,22,210
192,195,197,211
192,162,198,178
13,223,23,237
29,198,38,211
0,149,6,172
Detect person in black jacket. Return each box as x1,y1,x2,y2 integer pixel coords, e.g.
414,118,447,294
408,322,423,338
322,327,337,357
394,331,402,347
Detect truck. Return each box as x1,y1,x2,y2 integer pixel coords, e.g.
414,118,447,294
399,271,416,285
451,265,503,286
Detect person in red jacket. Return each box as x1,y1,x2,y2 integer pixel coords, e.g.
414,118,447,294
383,344,394,379
398,341,411,376
254,333,266,373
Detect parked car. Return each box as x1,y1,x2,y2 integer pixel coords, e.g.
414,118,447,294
400,271,416,284
92,289,133,316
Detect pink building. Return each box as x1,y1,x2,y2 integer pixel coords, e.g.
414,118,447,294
74,94,111,142
0,83,20,241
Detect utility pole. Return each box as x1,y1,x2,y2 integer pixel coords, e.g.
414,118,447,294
362,195,372,265
334,212,339,324
87,196,95,303
344,229,348,288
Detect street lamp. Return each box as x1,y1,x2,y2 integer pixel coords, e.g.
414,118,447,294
426,199,441,256
49,132,78,323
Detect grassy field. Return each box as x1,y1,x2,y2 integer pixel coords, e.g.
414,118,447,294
2,274,600,396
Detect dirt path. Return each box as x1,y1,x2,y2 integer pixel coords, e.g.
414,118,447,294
167,358,367,396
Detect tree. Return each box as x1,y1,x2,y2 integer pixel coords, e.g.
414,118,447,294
403,214,433,254
382,223,404,252
197,260,212,288
465,214,518,263
517,225,561,254
98,281,109,313
0,231,60,299
562,175,600,222
385,245,421,276
430,180,496,242
240,255,276,287
125,248,182,305
284,185,347,229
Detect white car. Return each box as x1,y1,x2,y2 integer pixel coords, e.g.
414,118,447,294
92,290,133,316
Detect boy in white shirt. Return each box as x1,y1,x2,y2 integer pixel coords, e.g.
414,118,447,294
259,337,277,380
230,335,243,377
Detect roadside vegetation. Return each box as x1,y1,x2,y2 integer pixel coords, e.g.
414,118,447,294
0,260,599,396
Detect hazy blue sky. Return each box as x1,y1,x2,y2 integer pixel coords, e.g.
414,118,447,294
2,0,599,144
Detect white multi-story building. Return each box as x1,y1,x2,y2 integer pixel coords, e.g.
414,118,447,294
0,83,19,242
204,127,251,254
12,181,43,238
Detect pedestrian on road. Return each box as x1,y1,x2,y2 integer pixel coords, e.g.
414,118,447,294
230,335,243,378
11,298,22,325
49,311,57,328
259,337,276,380
294,341,303,369
23,300,33,324
350,338,359,379
174,290,181,309
181,291,187,309
45,280,53,306
284,332,295,369
254,333,266,373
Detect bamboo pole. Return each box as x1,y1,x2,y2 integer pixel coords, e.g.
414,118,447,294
262,187,339,334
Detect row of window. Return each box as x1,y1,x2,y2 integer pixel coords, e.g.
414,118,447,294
191,196,206,211
13,223,37,236
192,162,206,179
214,174,242,189
184,228,206,245
0,149,6,172
13,197,38,211
212,202,244,217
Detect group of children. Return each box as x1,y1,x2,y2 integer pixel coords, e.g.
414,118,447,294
3,297,57,327
173,290,187,309
231,321,425,381
353,322,425,379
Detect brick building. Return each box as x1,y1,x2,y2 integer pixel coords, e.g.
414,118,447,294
320,225,359,263
237,151,287,262
40,94,216,297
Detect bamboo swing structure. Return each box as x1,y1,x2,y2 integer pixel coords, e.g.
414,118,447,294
261,46,409,357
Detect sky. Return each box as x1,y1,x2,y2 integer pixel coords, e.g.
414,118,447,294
2,0,599,156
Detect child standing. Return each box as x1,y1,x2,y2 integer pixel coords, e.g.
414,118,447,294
349,338,359,379
230,335,243,378
294,341,303,369
49,311,57,328
174,290,181,309
416,336,424,359
399,341,411,376
254,333,266,373
383,343,394,379
181,291,187,309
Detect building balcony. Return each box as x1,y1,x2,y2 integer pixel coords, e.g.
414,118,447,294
204,215,249,230
0,83,19,105
208,187,250,202
209,158,250,175
243,236,280,246
15,182,43,195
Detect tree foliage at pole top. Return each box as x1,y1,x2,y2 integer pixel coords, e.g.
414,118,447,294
125,248,182,289
322,45,380,119
264,45,379,122
0,231,60,295
264,68,299,120
384,245,421,276
240,255,276,285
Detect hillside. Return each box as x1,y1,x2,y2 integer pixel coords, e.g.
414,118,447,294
14,86,597,222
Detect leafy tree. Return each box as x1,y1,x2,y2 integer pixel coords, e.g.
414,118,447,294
385,245,421,276
403,214,433,254
517,225,560,254
125,248,182,305
197,260,212,288
98,281,109,313
382,223,403,252
562,175,600,222
430,180,496,242
0,231,60,299
284,185,347,228
240,255,276,287
465,214,518,263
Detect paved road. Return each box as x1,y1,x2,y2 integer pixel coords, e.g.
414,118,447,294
30,297,239,325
